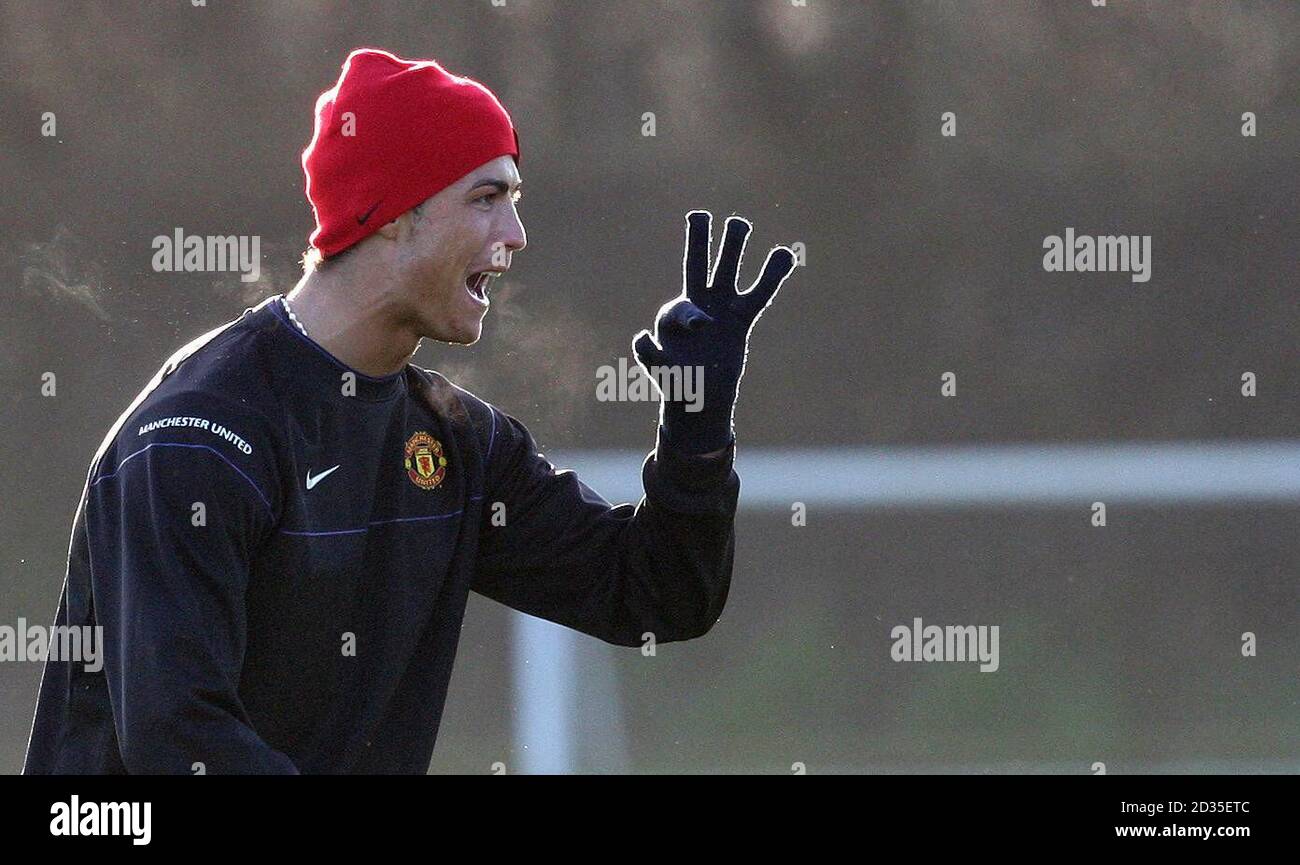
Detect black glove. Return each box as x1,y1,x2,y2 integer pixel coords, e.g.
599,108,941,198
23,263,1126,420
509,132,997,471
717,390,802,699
633,210,797,455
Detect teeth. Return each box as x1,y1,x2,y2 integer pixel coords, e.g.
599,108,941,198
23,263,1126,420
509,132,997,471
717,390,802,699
467,272,488,300
466,271,502,302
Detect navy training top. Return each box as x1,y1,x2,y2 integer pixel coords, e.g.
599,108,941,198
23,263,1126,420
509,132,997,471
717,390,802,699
23,297,739,774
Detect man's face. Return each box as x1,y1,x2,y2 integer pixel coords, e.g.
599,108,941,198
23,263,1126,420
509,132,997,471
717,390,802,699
393,154,526,345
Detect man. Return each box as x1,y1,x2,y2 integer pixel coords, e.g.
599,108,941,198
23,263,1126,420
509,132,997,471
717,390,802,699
24,48,796,774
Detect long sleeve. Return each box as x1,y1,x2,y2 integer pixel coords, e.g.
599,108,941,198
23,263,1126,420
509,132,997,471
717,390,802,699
80,396,298,774
471,410,741,647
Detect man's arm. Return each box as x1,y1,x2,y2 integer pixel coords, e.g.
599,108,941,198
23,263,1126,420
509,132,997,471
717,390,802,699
472,416,740,647
471,210,796,646
86,395,298,773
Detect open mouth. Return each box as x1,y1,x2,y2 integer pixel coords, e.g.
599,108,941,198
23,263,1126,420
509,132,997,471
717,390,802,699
465,271,494,304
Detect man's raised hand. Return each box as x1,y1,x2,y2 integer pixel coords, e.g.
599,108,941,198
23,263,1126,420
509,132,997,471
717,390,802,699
632,209,798,455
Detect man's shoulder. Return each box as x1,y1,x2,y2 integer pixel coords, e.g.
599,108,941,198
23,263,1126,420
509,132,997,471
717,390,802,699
408,366,507,453
96,301,286,470
153,299,283,400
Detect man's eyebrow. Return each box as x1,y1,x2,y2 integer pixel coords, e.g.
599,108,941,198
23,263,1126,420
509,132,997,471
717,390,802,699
468,178,522,195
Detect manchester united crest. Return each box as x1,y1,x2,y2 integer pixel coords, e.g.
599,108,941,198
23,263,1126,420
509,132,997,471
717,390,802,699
403,431,447,490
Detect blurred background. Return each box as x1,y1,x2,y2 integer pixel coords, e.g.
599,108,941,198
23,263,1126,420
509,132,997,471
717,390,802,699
1,0,1297,773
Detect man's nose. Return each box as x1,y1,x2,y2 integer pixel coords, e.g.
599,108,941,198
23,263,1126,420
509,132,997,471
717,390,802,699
499,206,527,254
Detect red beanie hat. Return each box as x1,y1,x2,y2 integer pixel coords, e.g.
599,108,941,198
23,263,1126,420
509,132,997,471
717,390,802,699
303,48,520,259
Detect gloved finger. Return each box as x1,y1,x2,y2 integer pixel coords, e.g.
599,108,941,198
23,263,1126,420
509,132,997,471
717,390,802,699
632,329,670,372
740,246,797,319
709,215,752,291
682,210,712,298
660,299,714,335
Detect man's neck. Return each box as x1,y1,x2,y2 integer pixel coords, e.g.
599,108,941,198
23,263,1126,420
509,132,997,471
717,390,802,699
284,269,420,378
